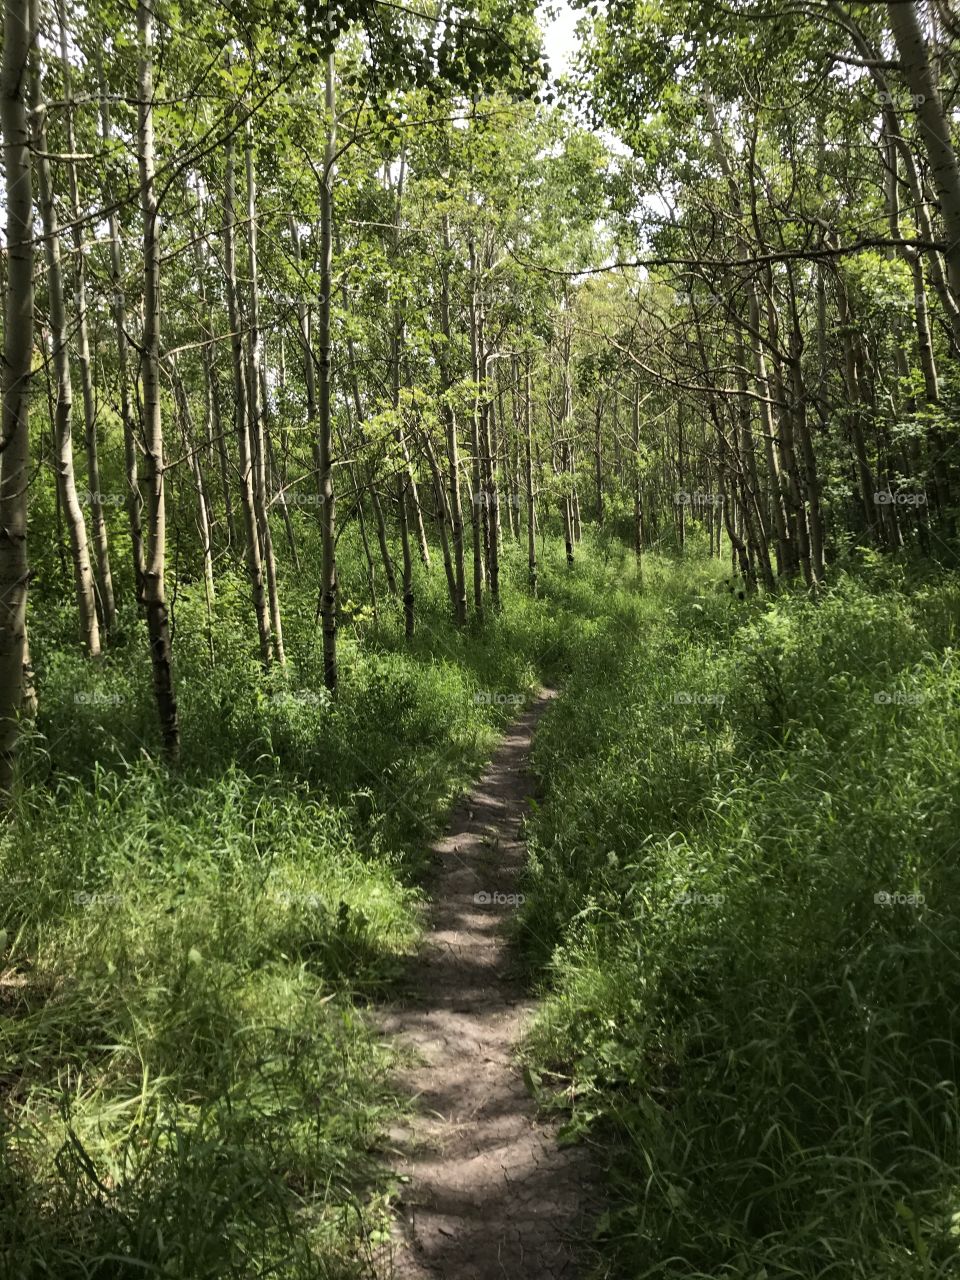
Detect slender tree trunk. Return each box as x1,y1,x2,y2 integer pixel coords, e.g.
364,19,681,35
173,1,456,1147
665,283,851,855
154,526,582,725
836,275,881,542
261,377,300,570
189,202,237,551
782,289,825,583
439,214,467,624
631,384,646,579
401,431,430,566
208,361,236,552
393,343,414,638
245,124,285,665
98,57,147,604
717,428,751,584
58,7,115,634
137,0,179,757
332,224,398,597
747,289,792,574
524,354,538,594
483,356,501,610
675,405,686,552
764,289,811,583
223,122,271,666
170,359,215,605
887,0,960,303
422,428,457,605
732,335,775,588
0,0,36,793
33,65,101,656
790,345,825,583
339,405,379,618
502,374,518,540
594,393,604,527
42,330,68,582
317,52,338,686
468,236,485,614
560,321,575,567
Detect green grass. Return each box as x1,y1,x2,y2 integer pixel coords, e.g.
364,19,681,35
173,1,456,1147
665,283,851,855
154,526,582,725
11,519,960,1280
519,549,960,1278
0,530,625,1279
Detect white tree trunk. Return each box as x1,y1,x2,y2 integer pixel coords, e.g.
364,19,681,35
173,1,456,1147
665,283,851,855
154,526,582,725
0,0,36,792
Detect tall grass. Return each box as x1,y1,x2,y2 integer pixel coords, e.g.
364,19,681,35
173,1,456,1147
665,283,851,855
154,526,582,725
520,552,960,1278
15,521,956,1279
0,531,623,1279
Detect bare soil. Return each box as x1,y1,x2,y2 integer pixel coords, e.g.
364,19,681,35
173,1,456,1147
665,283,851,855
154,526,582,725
373,689,591,1279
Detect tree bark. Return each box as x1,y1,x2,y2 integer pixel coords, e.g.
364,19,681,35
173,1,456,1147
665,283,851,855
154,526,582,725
137,0,179,758
467,234,485,614
483,354,502,609
317,52,338,686
439,214,467,624
224,120,272,666
170,358,216,607
245,122,285,665
58,6,115,634
632,382,645,582
97,56,147,605
524,353,538,594
33,59,101,655
332,222,398,597
887,0,960,304
0,0,36,793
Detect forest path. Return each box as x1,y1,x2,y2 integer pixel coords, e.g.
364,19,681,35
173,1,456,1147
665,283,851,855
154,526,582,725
372,689,590,1279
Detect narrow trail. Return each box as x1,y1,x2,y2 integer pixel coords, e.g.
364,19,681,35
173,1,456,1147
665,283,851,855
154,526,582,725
374,689,590,1280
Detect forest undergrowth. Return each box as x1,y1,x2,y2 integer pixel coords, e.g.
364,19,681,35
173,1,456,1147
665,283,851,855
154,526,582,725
4,531,960,1279
521,546,960,1279
0,532,618,1280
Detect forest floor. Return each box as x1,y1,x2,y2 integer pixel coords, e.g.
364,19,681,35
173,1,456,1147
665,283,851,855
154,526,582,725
374,689,592,1279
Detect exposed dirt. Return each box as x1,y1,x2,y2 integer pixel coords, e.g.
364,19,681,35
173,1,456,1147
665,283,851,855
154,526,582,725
373,689,591,1279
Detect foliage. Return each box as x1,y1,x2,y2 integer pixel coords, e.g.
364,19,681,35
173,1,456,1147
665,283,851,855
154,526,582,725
521,554,960,1278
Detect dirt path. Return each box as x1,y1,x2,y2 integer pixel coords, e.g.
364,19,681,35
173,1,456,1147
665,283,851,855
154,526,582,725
374,689,590,1280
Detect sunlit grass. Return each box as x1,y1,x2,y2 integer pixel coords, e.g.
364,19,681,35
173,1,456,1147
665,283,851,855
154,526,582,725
521,557,960,1279
0,530,627,1279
